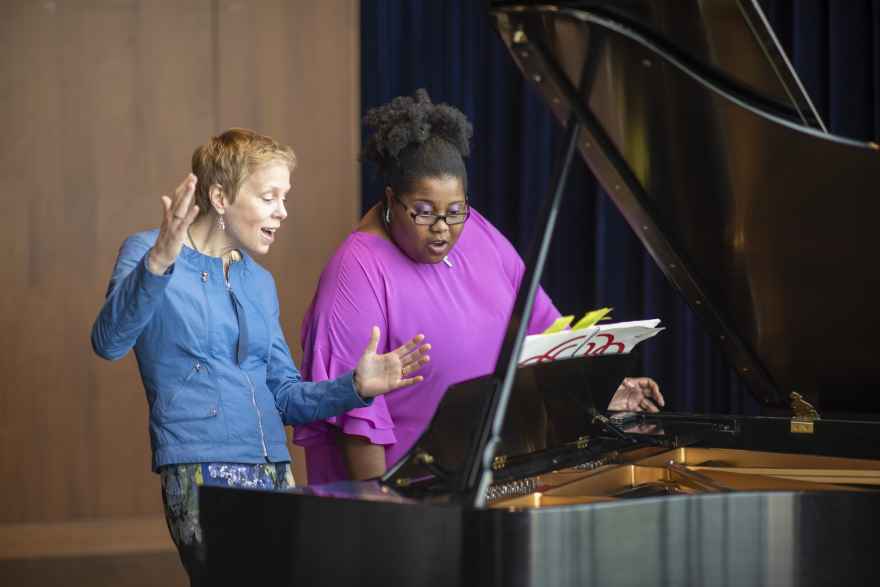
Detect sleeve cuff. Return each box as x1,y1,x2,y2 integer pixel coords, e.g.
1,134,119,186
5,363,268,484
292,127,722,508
138,251,175,295
342,371,373,409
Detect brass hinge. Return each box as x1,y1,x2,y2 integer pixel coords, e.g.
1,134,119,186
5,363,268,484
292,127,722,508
415,451,434,465
492,454,508,471
790,391,820,434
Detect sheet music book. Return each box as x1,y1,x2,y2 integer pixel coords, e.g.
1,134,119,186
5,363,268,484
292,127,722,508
518,319,664,366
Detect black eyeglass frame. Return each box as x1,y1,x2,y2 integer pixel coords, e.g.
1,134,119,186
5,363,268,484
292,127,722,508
391,191,471,226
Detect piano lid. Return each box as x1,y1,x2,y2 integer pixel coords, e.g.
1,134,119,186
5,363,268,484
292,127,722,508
492,0,826,130
489,1,880,412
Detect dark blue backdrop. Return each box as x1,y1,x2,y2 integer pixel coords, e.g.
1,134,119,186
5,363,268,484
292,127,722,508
360,0,880,415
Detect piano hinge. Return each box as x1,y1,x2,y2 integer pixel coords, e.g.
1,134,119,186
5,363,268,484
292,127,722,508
414,450,435,465
790,391,820,434
492,454,508,471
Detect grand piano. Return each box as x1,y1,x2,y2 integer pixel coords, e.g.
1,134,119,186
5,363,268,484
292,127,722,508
201,1,880,585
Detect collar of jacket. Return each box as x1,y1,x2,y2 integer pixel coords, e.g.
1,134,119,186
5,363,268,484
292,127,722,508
178,243,254,275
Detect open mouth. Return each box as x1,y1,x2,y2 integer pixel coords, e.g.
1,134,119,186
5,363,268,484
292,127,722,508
260,227,277,242
427,240,448,255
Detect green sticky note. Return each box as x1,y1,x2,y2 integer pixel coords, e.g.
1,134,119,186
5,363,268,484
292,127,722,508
542,315,574,334
572,307,613,330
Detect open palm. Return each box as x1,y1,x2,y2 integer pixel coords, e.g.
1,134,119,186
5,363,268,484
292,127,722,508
354,326,431,398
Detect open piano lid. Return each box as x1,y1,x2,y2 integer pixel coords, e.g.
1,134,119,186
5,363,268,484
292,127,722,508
487,0,880,413
386,0,880,504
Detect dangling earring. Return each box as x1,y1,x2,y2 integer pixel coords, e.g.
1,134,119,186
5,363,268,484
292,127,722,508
217,215,226,231
384,205,391,225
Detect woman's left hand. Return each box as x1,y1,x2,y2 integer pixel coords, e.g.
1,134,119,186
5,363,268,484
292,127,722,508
354,326,431,398
607,377,665,413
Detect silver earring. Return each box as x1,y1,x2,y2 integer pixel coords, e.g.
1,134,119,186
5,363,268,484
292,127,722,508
384,206,391,224
217,215,226,231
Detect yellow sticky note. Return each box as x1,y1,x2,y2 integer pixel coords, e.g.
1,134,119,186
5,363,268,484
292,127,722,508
572,307,613,330
542,315,574,334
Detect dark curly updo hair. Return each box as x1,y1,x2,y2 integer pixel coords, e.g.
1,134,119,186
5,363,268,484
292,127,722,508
362,89,473,196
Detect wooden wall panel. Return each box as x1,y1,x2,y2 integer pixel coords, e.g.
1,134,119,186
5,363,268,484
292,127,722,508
0,0,360,578
215,0,362,358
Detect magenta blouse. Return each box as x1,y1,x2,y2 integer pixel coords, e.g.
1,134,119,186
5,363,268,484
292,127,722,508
294,210,560,484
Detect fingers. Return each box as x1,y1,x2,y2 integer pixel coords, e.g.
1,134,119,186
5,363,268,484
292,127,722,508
393,333,426,357
616,377,665,413
399,343,431,368
400,353,430,378
391,375,424,390
635,377,664,407
364,326,381,355
184,201,200,225
639,396,660,413
172,174,197,220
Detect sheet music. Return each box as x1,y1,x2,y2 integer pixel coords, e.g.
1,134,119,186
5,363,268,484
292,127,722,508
518,319,664,365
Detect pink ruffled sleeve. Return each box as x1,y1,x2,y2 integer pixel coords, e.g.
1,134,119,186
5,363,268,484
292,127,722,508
293,237,398,448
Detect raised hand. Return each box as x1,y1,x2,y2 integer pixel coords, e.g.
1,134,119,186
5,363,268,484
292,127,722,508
607,377,665,413
146,174,200,275
354,327,431,398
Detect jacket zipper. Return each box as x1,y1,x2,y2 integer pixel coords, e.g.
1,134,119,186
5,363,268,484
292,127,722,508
226,275,269,459
244,370,269,458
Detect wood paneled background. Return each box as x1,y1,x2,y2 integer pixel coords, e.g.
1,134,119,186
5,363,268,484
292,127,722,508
0,0,360,583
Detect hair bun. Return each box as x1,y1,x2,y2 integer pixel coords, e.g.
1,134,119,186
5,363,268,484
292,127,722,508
362,89,473,171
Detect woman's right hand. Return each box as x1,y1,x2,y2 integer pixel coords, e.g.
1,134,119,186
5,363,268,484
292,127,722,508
146,174,200,275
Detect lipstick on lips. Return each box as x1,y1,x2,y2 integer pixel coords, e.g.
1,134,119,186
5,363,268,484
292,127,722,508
427,239,447,256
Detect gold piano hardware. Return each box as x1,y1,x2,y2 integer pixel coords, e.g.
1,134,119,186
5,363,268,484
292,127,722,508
492,455,508,471
576,435,590,449
573,450,619,471
790,391,821,434
395,478,411,488
512,29,528,45
415,451,435,465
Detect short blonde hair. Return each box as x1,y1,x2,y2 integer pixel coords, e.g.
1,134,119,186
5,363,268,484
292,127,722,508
191,128,296,213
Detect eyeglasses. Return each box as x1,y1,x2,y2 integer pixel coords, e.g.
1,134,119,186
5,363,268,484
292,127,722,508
392,193,470,226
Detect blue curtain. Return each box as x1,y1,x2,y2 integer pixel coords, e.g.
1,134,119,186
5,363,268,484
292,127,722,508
360,0,880,415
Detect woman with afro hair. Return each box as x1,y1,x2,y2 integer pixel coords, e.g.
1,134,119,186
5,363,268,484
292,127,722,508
295,90,664,483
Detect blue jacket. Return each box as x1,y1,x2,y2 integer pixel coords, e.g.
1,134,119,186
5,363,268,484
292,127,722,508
91,230,369,471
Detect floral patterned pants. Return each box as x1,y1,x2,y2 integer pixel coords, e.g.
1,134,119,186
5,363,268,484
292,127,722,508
160,462,295,585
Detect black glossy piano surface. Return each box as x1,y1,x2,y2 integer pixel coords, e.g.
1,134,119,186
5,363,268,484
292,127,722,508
201,2,880,585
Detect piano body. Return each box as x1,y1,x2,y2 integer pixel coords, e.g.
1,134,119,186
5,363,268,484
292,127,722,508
201,2,880,585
